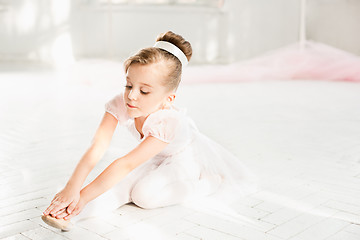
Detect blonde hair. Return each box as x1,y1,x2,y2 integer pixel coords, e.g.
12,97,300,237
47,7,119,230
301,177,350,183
124,31,192,92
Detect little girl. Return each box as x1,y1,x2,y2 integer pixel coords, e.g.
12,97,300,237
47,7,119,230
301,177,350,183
41,31,258,231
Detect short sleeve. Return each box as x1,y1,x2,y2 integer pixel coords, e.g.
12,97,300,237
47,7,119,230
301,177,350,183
104,92,130,125
142,109,182,143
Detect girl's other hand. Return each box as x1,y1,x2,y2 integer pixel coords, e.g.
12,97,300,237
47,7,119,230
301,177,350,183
43,188,80,217
63,196,88,220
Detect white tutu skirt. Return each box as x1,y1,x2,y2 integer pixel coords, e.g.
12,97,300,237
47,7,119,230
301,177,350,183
105,94,259,205
189,131,259,202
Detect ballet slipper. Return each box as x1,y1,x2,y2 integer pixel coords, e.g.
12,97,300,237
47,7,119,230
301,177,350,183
41,215,73,232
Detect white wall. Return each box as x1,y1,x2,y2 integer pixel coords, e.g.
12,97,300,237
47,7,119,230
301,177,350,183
0,0,359,64
70,3,227,64
306,0,360,55
224,0,301,61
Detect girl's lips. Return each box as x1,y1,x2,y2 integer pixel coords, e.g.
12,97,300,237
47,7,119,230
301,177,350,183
127,103,137,108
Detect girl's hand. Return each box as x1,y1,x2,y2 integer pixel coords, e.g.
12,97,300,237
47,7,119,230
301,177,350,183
63,196,88,220
49,207,69,219
43,188,80,217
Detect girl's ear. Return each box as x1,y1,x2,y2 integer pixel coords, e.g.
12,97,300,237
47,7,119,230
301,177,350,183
162,93,176,109
167,93,176,103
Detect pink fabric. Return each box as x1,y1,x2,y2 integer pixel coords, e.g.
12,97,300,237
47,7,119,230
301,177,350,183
182,40,360,83
104,93,130,125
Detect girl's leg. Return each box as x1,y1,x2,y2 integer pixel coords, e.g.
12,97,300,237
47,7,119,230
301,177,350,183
130,160,222,209
71,160,155,223
70,184,129,223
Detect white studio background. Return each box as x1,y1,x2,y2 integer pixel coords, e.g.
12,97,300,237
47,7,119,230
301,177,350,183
0,0,359,65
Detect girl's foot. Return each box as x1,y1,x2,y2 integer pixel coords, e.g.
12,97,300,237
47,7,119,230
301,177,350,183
41,215,73,232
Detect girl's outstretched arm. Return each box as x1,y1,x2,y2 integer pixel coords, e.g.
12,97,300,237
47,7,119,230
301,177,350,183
43,112,117,217
65,136,168,219
64,112,118,191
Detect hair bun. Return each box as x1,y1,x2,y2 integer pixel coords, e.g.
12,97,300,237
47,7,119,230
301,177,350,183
156,31,192,62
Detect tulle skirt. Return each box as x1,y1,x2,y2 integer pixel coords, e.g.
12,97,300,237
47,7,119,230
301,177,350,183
182,40,360,83
190,130,259,202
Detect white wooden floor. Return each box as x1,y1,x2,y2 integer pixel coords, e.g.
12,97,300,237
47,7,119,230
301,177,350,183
1,60,360,240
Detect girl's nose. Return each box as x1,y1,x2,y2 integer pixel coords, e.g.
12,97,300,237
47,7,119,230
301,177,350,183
128,89,137,100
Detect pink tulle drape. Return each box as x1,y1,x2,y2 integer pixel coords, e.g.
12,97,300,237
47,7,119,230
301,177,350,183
183,41,360,83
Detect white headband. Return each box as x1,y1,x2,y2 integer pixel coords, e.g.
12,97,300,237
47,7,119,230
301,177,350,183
153,41,188,67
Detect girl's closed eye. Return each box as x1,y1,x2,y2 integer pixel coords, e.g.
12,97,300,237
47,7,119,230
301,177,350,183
124,85,149,95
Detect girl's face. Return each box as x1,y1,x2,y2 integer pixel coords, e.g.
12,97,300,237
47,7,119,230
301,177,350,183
123,63,175,119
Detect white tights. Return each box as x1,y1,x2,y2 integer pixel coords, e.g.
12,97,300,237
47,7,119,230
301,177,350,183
71,157,221,223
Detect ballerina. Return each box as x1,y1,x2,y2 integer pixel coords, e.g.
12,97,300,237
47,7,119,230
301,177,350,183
41,31,257,231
